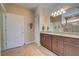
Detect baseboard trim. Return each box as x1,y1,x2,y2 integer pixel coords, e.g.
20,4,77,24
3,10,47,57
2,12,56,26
25,41,35,45
35,42,41,46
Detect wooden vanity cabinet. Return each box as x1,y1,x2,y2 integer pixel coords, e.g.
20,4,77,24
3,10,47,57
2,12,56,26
51,35,58,54
63,37,79,56
44,34,52,50
51,35,64,55
63,41,79,56
40,33,79,56
57,36,64,55
40,33,52,50
40,33,46,47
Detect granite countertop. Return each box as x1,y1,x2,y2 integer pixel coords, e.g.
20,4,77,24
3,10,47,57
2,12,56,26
41,31,79,39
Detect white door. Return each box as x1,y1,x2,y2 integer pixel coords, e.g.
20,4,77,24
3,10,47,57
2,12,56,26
6,13,25,49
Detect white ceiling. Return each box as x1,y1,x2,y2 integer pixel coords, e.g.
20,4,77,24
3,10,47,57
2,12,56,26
15,3,65,11
15,3,40,11
15,3,79,12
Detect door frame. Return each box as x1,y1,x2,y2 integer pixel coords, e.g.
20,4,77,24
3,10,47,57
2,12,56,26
0,4,7,51
2,13,7,51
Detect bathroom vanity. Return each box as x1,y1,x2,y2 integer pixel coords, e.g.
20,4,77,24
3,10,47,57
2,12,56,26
40,5,79,56
40,32,79,56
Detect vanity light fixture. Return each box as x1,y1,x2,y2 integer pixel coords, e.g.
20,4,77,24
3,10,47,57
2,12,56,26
51,8,66,17
62,10,66,13
56,12,59,16
59,11,62,15
51,13,54,15
53,14,56,17
61,8,64,12
54,12,57,15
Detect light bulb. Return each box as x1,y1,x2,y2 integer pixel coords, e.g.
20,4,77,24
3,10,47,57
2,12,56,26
51,13,54,16
57,10,60,13
53,14,56,17
56,12,59,16
59,11,62,15
54,12,56,14
57,10,61,15
63,10,66,13
61,8,64,12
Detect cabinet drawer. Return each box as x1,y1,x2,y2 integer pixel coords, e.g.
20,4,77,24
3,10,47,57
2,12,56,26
63,37,79,45
64,41,79,47
64,41,79,56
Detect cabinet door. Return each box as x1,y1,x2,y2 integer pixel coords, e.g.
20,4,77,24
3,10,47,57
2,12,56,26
64,42,79,56
45,34,51,50
57,36,64,55
52,35,64,55
40,33,45,47
40,33,43,45
52,35,58,54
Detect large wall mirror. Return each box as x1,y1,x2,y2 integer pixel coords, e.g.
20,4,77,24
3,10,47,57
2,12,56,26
50,6,79,33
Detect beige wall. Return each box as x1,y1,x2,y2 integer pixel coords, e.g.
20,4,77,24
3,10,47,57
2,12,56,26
40,6,46,31
4,4,34,43
40,5,50,32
